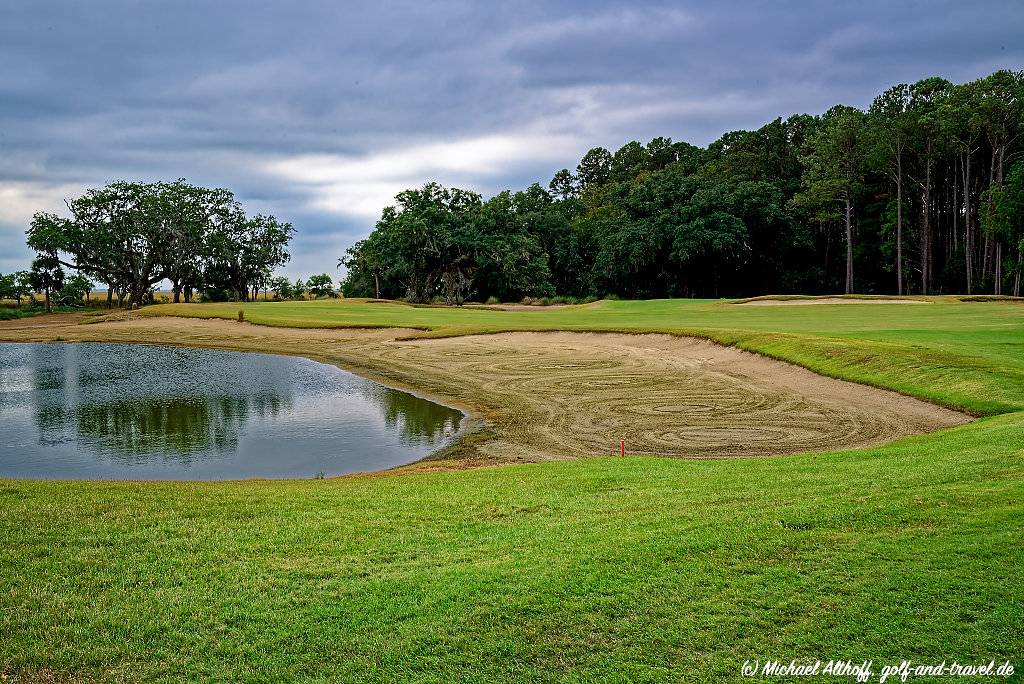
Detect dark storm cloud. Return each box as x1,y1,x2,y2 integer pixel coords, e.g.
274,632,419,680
1,0,1022,276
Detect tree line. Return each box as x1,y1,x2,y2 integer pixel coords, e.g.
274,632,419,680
266,273,337,300
0,268,348,311
23,180,294,309
342,70,1024,302
0,269,95,311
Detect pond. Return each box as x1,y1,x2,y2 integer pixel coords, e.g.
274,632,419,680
0,343,464,480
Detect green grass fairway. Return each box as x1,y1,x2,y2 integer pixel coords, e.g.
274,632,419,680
4,297,1024,682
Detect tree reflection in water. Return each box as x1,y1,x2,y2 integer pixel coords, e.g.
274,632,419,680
0,342,463,477
363,385,462,444
23,342,294,462
35,394,289,462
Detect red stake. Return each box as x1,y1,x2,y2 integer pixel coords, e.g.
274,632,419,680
620,439,625,457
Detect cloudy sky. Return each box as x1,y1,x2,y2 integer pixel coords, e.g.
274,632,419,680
2,0,1022,279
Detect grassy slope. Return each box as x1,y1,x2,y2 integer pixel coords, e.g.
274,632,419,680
4,298,1024,682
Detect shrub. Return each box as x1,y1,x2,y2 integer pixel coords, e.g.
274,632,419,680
199,288,233,303
306,273,335,298
485,296,500,305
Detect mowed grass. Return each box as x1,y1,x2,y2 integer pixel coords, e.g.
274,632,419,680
4,297,1024,682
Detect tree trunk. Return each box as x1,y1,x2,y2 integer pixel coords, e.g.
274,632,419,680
964,153,973,294
106,287,113,309
946,156,954,254
44,287,51,313
374,270,381,299
823,222,831,289
130,283,146,309
993,146,1006,296
983,234,991,281
1013,246,1022,298
921,159,932,294
995,242,1003,295
844,198,853,294
896,161,903,295
172,280,181,303
983,152,997,281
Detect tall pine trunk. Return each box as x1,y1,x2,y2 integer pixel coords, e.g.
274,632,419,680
964,153,973,294
995,242,1002,295
951,158,958,254
994,146,1006,296
1014,247,1022,298
896,159,903,295
920,159,932,294
844,198,853,294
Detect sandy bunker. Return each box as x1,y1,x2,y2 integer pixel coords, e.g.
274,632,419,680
401,332,968,460
0,317,969,466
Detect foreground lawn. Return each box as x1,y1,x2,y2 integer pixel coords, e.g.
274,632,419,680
3,297,1023,681
3,419,1022,682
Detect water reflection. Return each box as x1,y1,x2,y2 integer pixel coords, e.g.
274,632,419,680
365,384,464,444
39,396,282,460
0,343,463,479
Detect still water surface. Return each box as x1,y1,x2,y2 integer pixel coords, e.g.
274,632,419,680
0,343,463,479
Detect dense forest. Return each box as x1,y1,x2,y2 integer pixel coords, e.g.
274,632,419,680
342,70,1024,302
